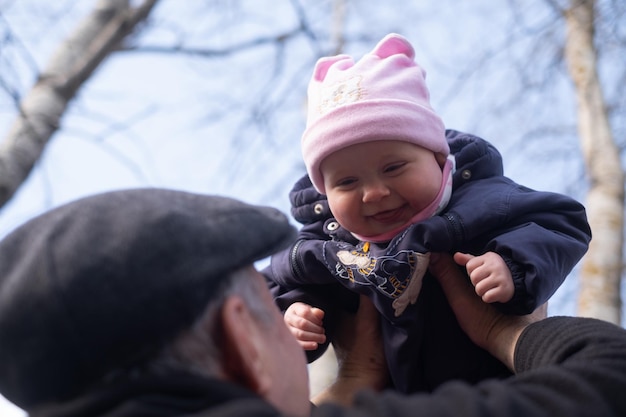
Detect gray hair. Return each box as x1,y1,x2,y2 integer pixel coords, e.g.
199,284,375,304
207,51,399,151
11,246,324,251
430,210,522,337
110,266,274,380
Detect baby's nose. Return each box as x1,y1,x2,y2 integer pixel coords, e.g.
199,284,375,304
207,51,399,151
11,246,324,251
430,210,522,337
362,182,390,203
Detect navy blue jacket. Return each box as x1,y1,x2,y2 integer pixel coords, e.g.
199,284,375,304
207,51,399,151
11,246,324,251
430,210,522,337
263,130,591,393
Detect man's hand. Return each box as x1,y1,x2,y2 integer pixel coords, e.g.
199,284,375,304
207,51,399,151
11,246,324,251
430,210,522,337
455,252,515,303
312,295,389,405
284,302,326,350
429,253,547,371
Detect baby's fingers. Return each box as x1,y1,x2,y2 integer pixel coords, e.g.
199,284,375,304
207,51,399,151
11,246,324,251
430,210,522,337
284,302,326,350
285,302,324,325
292,329,327,350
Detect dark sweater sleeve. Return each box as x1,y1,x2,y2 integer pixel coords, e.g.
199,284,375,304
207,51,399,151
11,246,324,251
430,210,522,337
312,316,626,417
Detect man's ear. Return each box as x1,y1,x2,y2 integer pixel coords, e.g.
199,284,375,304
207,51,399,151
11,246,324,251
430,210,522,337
218,296,272,395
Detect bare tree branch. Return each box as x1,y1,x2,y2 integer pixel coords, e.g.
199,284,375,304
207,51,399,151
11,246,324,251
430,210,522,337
122,27,304,57
0,0,159,207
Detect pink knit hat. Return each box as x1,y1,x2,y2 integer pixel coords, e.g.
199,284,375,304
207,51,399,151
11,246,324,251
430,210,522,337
302,33,449,193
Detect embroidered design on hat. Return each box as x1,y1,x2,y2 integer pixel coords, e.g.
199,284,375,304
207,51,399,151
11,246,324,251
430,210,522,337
318,75,363,115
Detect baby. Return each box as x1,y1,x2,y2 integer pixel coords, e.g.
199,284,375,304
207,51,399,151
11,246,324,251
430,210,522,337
263,33,591,392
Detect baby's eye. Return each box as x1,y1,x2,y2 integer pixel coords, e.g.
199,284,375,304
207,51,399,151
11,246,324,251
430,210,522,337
336,177,357,187
384,162,406,173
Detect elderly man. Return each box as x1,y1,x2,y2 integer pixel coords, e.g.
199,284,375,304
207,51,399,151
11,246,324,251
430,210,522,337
0,188,624,417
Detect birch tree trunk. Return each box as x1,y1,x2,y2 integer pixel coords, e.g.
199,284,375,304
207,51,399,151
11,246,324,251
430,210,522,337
563,0,624,324
0,0,159,207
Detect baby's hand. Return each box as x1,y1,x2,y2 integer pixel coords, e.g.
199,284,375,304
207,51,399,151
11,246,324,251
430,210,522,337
284,302,326,350
453,252,514,304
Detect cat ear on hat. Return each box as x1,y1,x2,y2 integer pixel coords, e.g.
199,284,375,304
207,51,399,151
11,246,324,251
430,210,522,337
371,33,415,60
312,54,352,81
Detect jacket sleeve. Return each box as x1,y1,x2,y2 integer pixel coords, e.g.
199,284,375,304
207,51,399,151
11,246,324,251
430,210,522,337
411,176,591,314
262,223,360,363
480,179,590,314
312,317,626,417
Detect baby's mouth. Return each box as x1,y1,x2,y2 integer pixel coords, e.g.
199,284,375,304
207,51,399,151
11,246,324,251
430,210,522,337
369,206,406,223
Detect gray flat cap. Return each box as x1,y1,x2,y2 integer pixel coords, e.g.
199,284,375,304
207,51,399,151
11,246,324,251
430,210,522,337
0,188,296,409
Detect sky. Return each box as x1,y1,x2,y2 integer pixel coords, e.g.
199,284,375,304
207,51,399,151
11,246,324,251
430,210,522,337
0,0,623,414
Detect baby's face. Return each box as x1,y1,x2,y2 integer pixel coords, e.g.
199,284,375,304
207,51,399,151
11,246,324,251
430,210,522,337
320,140,442,237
